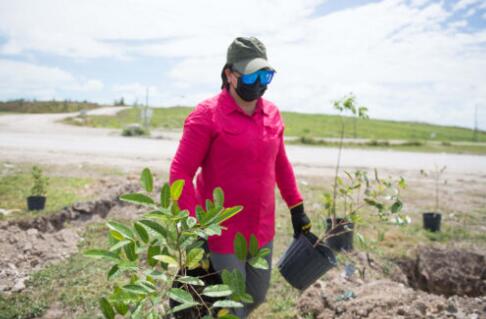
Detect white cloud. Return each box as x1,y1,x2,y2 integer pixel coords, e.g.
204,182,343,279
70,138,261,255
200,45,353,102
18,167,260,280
453,0,482,12
0,59,103,98
0,0,485,129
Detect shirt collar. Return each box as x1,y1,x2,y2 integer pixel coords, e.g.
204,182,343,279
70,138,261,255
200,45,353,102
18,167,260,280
220,88,268,116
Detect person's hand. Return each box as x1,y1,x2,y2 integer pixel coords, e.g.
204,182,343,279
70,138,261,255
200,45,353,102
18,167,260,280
290,203,312,238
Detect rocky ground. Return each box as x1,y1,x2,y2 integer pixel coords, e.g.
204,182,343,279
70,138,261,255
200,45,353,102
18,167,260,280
297,249,486,319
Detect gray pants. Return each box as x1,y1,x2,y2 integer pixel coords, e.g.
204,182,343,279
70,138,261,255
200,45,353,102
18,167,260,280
209,240,273,319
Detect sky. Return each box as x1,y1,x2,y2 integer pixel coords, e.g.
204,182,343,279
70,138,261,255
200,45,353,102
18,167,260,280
0,0,485,129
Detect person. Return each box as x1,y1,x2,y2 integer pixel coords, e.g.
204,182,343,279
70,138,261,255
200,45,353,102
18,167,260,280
169,36,312,318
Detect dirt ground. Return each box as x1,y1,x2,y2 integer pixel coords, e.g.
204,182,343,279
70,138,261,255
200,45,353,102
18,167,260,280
0,177,145,294
297,249,486,319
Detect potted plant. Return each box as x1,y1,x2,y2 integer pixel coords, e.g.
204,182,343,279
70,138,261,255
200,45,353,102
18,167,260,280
27,165,49,211
85,167,270,319
420,165,447,232
278,94,408,291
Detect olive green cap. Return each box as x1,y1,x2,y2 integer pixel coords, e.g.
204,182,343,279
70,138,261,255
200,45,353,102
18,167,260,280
226,36,275,74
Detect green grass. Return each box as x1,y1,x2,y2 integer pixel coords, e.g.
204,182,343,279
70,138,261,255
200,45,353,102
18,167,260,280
61,106,486,144
0,100,100,113
0,223,111,319
287,138,486,155
0,162,97,221
0,170,484,318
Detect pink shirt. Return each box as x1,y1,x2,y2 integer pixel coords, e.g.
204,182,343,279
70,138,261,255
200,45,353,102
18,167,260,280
169,88,303,254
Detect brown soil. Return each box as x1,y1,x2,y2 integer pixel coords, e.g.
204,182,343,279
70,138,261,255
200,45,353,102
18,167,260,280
297,251,486,319
0,179,145,293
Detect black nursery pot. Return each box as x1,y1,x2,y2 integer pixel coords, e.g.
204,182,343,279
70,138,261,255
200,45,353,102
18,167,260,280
27,196,46,211
423,212,442,232
278,231,336,290
169,261,223,319
325,218,354,252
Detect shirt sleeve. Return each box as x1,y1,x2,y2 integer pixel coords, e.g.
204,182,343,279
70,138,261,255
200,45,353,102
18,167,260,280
169,104,213,217
275,122,304,209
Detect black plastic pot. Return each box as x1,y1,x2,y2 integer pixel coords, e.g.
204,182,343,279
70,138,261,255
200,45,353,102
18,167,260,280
27,196,46,211
169,259,223,319
423,212,441,232
278,231,336,290
325,218,354,252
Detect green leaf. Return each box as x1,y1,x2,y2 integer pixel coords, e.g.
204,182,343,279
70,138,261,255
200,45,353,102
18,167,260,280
123,242,137,261
202,284,233,297
186,247,204,270
140,167,153,192
134,222,149,243
122,284,148,295
84,249,120,262
170,180,185,201
248,256,269,270
107,264,120,280
147,244,161,267
211,206,243,225
176,276,205,286
213,187,224,207
113,302,129,315
249,234,258,257
239,293,254,304
106,221,134,240
221,269,245,297
139,280,156,293
390,200,403,214
168,288,194,304
205,199,214,211
109,240,132,252
195,205,205,223
257,247,271,258
233,233,247,261
99,297,115,319
138,219,167,238
204,224,222,236
153,254,178,267
212,300,244,308
119,193,155,206
168,302,199,314
160,183,171,208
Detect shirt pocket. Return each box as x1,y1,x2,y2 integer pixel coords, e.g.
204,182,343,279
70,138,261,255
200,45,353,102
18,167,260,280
262,122,282,161
219,121,252,155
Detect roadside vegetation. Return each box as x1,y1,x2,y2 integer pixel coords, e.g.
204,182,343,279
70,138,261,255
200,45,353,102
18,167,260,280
0,99,100,113
61,106,486,154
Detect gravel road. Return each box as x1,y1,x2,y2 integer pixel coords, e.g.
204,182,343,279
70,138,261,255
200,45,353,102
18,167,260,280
1,106,485,177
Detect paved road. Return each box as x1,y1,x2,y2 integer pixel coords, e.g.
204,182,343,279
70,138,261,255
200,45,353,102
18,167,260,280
1,106,485,177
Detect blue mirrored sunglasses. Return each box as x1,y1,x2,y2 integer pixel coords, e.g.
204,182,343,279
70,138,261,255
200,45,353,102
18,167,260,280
240,69,275,85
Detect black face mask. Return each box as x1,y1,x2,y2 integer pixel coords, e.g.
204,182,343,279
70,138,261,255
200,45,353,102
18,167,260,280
234,77,267,102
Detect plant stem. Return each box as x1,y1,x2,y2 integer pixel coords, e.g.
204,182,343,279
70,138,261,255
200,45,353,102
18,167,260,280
331,119,345,228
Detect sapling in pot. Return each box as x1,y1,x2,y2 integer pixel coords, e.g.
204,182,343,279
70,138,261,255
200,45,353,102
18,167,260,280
278,94,409,291
324,93,368,251
420,165,447,232
27,165,49,211
85,167,269,319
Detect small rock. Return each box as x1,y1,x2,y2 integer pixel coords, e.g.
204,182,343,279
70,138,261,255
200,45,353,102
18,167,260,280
12,277,27,292
414,301,427,315
26,228,38,237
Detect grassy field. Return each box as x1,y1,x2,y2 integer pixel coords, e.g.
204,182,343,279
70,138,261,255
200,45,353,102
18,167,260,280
0,100,100,113
1,164,485,319
62,106,486,144
0,161,123,221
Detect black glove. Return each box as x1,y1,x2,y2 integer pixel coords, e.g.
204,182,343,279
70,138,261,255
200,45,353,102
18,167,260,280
290,203,312,238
